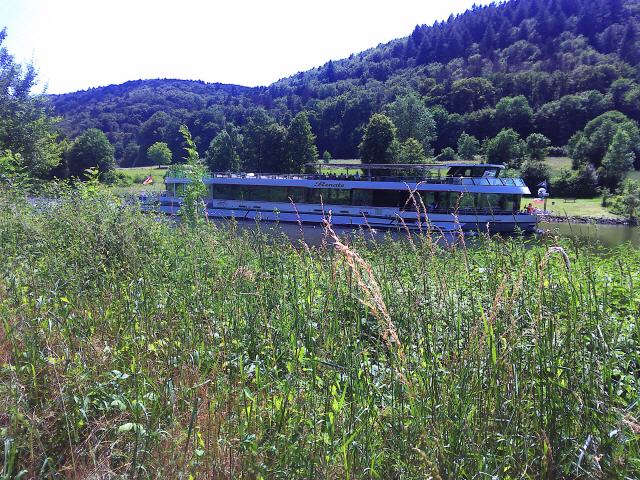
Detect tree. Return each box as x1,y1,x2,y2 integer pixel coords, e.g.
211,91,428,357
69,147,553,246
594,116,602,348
484,129,524,168
534,91,612,147
66,129,116,180
0,149,30,188
397,138,427,165
599,128,635,188
243,109,278,172
519,159,551,191
147,142,172,168
449,78,496,113
0,28,62,179
177,125,207,224
205,127,242,172
525,133,551,161
457,133,480,160
619,23,639,65
611,180,640,223
480,22,496,55
262,124,288,173
435,147,457,162
384,94,436,154
284,112,318,173
495,96,533,136
553,164,599,198
568,111,640,169
136,111,172,165
359,114,397,164
431,106,464,153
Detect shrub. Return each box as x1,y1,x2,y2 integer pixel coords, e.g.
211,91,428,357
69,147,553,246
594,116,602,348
552,163,599,198
608,179,640,223
484,128,525,168
519,159,551,191
547,146,567,157
435,147,457,162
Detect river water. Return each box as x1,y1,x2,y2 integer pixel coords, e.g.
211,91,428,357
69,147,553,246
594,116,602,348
539,222,640,249
215,218,640,249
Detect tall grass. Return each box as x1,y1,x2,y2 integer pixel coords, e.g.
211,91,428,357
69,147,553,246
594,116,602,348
0,186,639,478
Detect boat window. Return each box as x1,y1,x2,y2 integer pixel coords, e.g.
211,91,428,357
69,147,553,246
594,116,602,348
477,193,504,212
456,192,476,209
175,183,186,196
250,186,273,202
482,168,498,177
286,187,307,204
435,192,454,210
352,189,373,206
306,188,323,204
420,191,436,208
212,184,239,200
372,190,405,208
504,195,521,212
324,189,351,205
269,187,289,203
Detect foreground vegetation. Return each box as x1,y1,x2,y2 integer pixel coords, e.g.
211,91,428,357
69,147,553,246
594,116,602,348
1,187,639,478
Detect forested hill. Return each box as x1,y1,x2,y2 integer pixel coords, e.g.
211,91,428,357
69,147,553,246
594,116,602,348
50,0,640,166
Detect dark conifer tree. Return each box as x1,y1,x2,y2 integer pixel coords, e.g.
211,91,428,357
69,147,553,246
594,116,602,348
619,23,639,65
416,37,431,65
404,36,417,59
480,23,497,57
410,25,424,49
576,4,599,38
560,0,582,17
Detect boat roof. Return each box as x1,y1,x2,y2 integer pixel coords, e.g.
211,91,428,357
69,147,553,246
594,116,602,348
312,162,505,170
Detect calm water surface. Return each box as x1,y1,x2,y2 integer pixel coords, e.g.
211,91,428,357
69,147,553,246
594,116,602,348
539,222,640,249
215,219,640,249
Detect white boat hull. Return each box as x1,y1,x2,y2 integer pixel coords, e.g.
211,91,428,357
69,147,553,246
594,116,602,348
154,198,537,233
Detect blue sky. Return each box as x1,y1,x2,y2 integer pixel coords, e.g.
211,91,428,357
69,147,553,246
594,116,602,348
0,0,491,94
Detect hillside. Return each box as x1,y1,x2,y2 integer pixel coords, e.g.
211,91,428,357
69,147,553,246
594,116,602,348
50,0,640,166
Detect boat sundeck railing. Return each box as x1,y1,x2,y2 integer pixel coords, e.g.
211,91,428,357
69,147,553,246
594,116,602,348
166,171,525,187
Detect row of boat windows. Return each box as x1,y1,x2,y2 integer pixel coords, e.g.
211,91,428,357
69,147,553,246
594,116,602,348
169,184,521,211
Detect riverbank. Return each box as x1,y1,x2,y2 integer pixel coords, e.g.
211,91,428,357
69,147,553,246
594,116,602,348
540,213,632,225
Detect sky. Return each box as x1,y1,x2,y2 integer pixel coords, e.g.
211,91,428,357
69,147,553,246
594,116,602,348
0,0,492,94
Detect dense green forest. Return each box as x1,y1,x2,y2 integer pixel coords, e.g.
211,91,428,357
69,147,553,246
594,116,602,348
48,0,640,167
3,0,640,203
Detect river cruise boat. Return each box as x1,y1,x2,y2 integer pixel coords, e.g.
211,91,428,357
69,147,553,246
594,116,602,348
156,163,537,233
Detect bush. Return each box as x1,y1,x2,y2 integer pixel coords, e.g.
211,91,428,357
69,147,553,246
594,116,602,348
112,171,132,187
484,128,525,168
435,147,457,162
552,163,599,198
608,179,640,222
547,146,567,157
525,133,550,161
457,132,480,160
519,159,551,191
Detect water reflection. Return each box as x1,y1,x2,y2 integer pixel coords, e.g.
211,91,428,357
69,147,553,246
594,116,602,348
212,218,640,249
539,222,640,249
